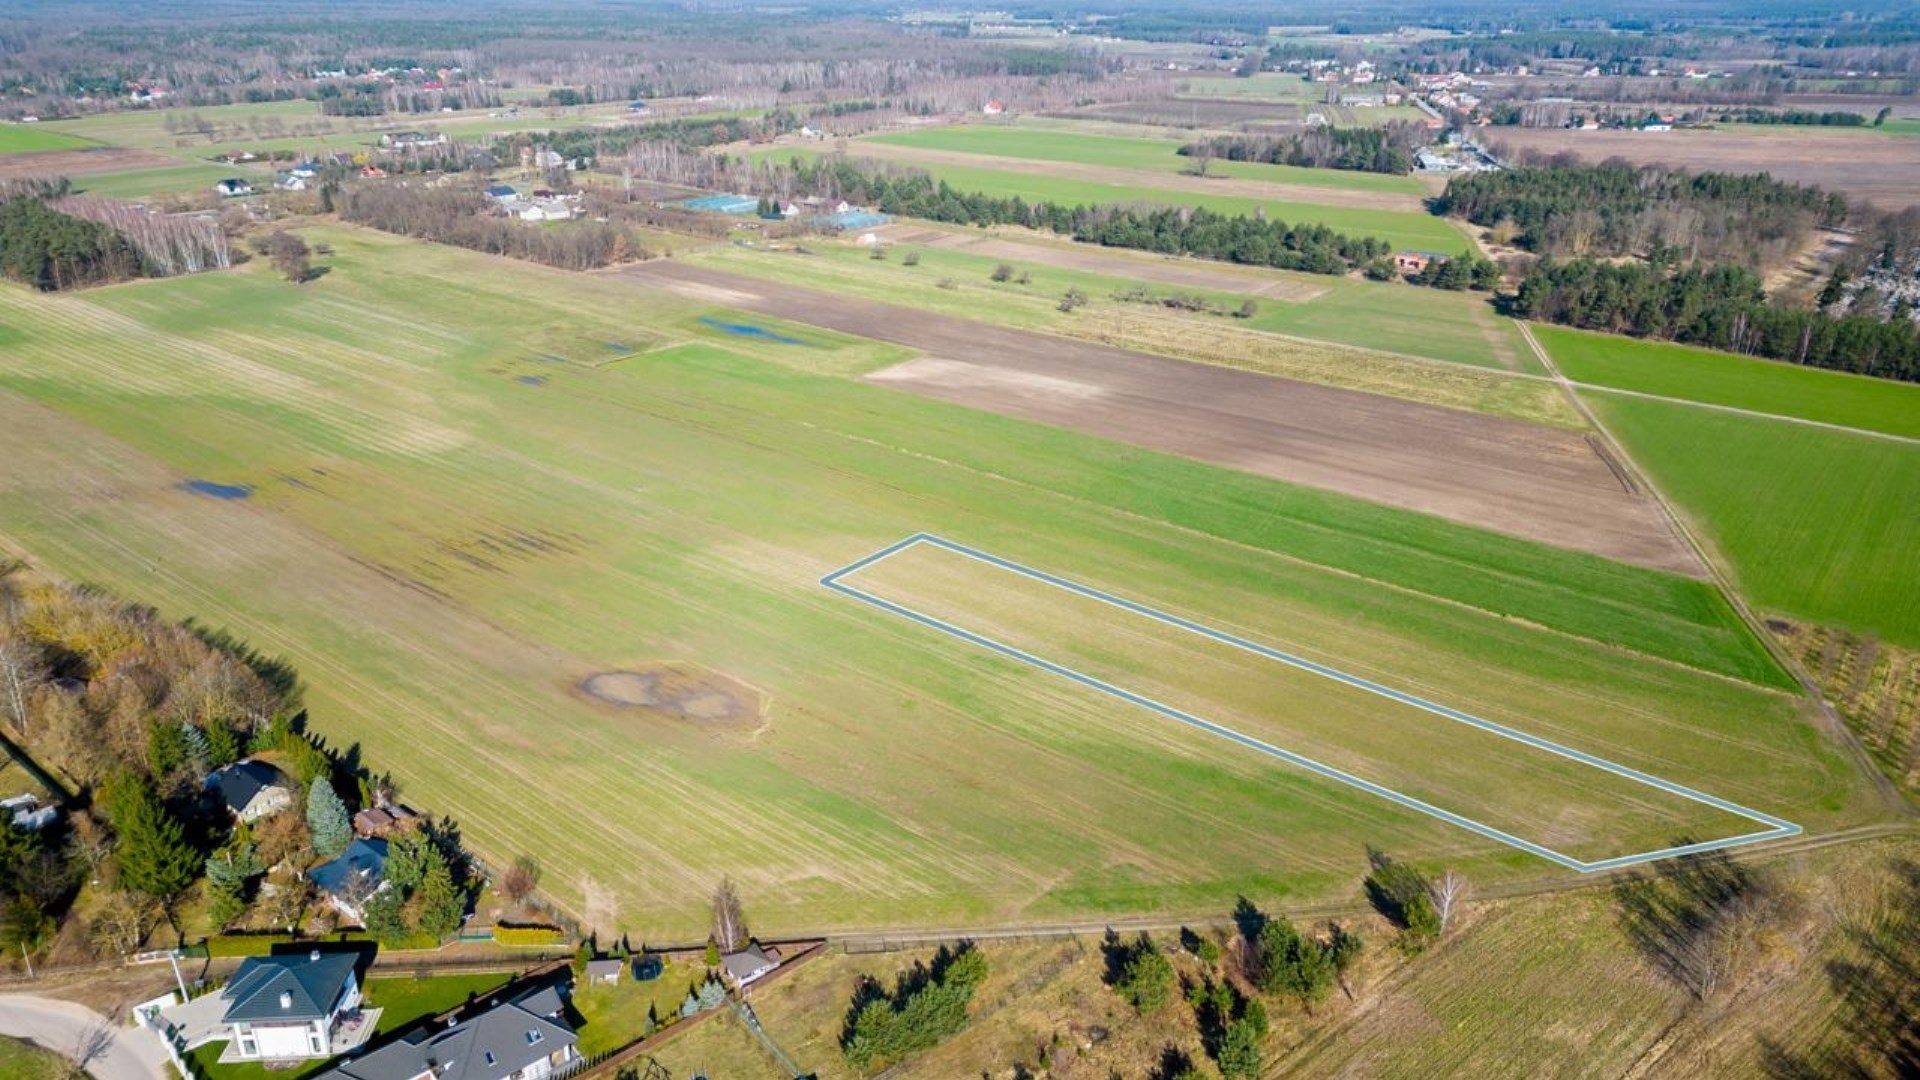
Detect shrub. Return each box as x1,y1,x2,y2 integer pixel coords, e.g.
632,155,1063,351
493,924,567,946
902,251,920,266
990,262,1014,283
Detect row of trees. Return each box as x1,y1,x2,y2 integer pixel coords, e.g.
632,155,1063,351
337,183,645,271
0,195,144,291
1514,258,1920,382
1437,162,1847,266
1178,123,1426,176
766,156,1393,275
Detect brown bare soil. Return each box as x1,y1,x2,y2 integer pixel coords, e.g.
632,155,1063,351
879,223,1330,300
1489,125,1920,211
579,662,764,723
0,146,179,180
848,140,1426,213
622,261,1702,575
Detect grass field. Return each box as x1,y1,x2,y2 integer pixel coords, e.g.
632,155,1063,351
1592,396,1920,647
0,124,97,154
754,146,1465,254
867,125,1424,195
365,972,512,1033
0,1037,68,1080
0,227,1867,937
1540,324,1920,439
687,239,1545,387
72,162,252,199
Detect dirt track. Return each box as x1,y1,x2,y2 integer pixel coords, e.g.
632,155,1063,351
621,261,1703,576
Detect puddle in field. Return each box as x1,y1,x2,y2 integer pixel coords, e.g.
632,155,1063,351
179,480,252,500
696,315,806,345
517,374,548,386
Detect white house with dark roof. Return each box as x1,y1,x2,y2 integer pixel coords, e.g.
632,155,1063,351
207,760,294,823
316,984,579,1080
719,943,780,990
217,951,374,1061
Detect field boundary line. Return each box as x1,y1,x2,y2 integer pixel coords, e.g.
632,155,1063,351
822,533,1800,872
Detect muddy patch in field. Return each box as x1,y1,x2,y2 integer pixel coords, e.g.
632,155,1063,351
579,663,765,728
696,315,807,345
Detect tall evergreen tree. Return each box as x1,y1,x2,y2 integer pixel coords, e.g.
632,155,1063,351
306,779,351,860
104,774,199,904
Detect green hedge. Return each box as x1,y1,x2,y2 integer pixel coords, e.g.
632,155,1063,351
493,924,567,946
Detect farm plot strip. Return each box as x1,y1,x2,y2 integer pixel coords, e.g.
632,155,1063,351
620,261,1701,575
824,535,1799,871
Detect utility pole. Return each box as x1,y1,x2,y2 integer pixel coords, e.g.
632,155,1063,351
20,942,32,979
166,949,189,1000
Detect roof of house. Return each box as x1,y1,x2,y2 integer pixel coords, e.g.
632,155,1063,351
222,951,359,1023
207,760,289,815
721,944,777,983
484,184,517,198
585,958,623,978
322,994,576,1080
309,838,389,897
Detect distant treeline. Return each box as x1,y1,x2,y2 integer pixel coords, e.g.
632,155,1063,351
337,183,641,270
1515,259,1920,382
0,193,143,291
498,113,782,166
1178,124,1424,175
780,157,1392,274
1717,108,1870,127
1437,163,1846,266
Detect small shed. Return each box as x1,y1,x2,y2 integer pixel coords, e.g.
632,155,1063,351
585,958,624,985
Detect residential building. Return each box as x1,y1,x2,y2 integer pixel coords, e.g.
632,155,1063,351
719,943,780,990
213,178,254,198
0,794,57,831
310,838,390,920
317,985,580,1080
1394,251,1451,274
584,959,623,985
219,951,367,1061
207,760,294,823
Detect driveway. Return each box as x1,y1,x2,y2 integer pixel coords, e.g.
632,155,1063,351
0,995,169,1080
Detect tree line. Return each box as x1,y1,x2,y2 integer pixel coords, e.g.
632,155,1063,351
1436,162,1847,266
337,183,645,271
771,156,1394,274
0,195,144,291
1514,258,1920,382
1177,123,1426,175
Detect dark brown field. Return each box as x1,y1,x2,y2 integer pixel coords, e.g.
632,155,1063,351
1488,125,1920,211
621,260,1702,575
0,145,179,180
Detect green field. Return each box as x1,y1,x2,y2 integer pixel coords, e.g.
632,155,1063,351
0,124,97,154
0,1037,68,1080
1540,325,1920,439
1177,74,1317,101
73,162,254,199
867,125,1423,195
1592,396,1920,647
689,238,1539,379
0,228,1865,939
756,146,1466,253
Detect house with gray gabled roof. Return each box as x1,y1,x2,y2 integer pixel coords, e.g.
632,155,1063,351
317,985,579,1080
309,838,390,921
719,943,780,990
217,950,373,1061
207,760,294,823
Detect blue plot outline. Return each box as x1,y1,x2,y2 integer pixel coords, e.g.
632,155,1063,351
821,533,1800,872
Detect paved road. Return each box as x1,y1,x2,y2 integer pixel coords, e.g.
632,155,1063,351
0,995,168,1080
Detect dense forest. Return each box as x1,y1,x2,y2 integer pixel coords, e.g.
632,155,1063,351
773,156,1393,274
1437,163,1847,266
1177,124,1425,175
338,183,643,270
1514,258,1920,381
0,194,144,291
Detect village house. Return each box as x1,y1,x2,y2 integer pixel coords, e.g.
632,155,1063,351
215,951,376,1062
0,794,57,831
981,100,1005,115
381,131,446,149
207,760,294,823
212,178,254,198
1394,251,1451,274
352,804,419,838
719,943,781,990
316,985,580,1080
309,838,390,920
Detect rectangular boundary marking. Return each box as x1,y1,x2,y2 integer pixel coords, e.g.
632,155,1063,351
822,533,1800,872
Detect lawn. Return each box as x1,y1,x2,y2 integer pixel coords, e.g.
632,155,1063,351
866,125,1423,195
570,959,703,1055
73,163,258,199
754,146,1466,254
0,1037,69,1080
0,124,97,154
1591,395,1920,647
364,972,513,1032
1539,324,1920,440
0,226,1869,938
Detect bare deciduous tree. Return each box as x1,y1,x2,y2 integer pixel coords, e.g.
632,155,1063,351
89,891,155,958
711,877,747,953
1431,869,1470,931
502,855,541,904
0,633,47,736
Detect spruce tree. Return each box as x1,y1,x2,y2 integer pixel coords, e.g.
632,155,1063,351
414,854,464,940
106,774,199,904
306,779,351,860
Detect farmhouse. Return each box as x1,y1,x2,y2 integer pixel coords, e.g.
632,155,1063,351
308,837,390,920
207,760,294,823
982,100,1005,115
719,943,780,990
1394,251,1452,274
212,178,253,198
217,951,372,1061
381,131,446,149
317,985,579,1080
484,184,518,202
